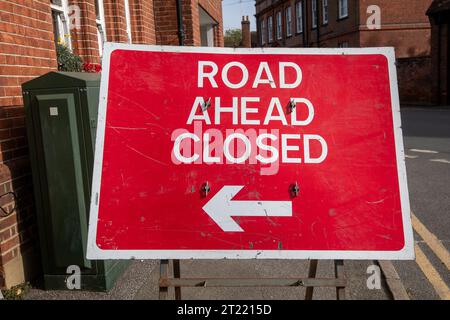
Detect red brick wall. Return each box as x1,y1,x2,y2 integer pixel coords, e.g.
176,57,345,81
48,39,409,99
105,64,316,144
104,0,129,43
256,0,433,52
397,56,433,105
256,0,434,105
428,12,449,105
185,0,200,46
256,0,361,48
0,0,223,289
70,0,102,64
0,0,57,289
153,0,181,45
129,0,157,44
70,0,157,62
359,0,433,58
153,0,224,47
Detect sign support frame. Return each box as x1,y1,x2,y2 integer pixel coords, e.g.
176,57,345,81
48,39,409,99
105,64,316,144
158,259,347,300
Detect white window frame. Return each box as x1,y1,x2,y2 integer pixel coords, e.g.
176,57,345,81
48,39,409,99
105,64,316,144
339,0,348,19
124,0,133,43
276,11,282,40
268,16,273,43
51,0,72,50
295,1,303,33
261,19,266,45
311,0,317,29
322,0,328,24
95,0,107,56
285,6,292,37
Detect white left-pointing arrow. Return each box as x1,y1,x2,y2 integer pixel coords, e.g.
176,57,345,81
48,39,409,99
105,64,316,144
202,185,293,232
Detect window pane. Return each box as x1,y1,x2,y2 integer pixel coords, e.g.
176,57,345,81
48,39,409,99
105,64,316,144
276,11,282,39
312,0,317,28
268,16,273,42
52,11,62,43
339,0,348,18
296,2,303,33
286,7,291,36
261,20,266,44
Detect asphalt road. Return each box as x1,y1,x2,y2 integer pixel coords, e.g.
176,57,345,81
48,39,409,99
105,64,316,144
23,107,449,300
393,107,450,300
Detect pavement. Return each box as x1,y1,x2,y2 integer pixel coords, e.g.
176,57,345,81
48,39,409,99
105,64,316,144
23,107,449,300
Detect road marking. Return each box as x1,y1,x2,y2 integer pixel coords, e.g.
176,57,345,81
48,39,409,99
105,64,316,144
409,149,439,154
414,243,450,300
405,155,419,159
430,159,450,164
412,213,450,270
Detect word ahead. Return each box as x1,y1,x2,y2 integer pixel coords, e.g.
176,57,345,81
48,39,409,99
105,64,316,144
87,44,414,261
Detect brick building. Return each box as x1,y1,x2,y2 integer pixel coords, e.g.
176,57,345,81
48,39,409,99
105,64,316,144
0,0,223,289
255,0,434,104
427,0,449,105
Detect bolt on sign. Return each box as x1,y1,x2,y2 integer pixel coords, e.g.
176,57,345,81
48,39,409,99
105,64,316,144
87,44,414,260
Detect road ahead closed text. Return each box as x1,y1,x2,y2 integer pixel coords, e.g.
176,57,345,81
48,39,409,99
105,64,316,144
172,61,327,170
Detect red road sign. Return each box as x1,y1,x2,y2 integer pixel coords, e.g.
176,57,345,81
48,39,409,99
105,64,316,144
87,44,414,260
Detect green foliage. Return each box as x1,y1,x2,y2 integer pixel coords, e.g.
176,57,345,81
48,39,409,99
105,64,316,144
56,43,83,72
224,28,242,48
1,282,31,300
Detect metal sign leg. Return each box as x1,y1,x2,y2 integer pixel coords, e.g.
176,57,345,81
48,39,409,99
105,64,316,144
159,259,169,300
159,259,347,300
173,259,182,300
305,259,318,300
334,260,346,300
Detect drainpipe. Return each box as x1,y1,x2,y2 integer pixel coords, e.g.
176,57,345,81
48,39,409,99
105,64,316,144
304,0,309,47
176,0,185,46
301,1,306,47
316,0,320,47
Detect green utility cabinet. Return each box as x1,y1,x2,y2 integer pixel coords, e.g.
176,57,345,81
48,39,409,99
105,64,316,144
22,72,128,291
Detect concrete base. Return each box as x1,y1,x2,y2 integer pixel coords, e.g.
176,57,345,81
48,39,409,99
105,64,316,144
42,260,129,292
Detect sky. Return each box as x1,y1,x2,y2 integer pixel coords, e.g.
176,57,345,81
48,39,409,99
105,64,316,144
222,0,257,32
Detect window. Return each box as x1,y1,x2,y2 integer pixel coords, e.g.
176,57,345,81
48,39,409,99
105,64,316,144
339,0,348,19
295,1,303,33
124,0,132,43
322,0,328,24
261,19,266,45
339,41,349,48
95,0,107,55
199,6,216,47
285,6,292,37
276,11,282,40
268,16,273,43
51,0,71,49
311,0,317,29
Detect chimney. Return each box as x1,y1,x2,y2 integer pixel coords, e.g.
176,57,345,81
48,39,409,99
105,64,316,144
241,15,251,48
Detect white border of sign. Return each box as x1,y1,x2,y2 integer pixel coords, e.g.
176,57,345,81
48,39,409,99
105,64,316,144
87,43,414,260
